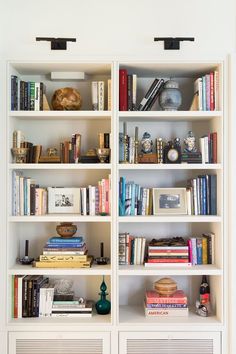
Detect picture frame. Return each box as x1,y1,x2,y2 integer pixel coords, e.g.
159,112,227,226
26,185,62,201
48,187,81,214
153,188,187,215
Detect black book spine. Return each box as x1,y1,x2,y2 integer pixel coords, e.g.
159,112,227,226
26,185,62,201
144,79,164,111
104,133,110,148
32,275,44,317
22,276,29,317
27,277,33,317
20,81,24,110
127,75,133,111
40,82,44,111
137,79,159,111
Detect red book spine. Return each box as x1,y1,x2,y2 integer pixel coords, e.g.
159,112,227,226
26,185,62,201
119,69,128,111
210,72,214,111
212,132,217,163
146,258,189,263
14,276,18,318
146,297,187,305
188,239,192,264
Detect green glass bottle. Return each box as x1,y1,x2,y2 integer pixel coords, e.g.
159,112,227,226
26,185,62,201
95,276,111,315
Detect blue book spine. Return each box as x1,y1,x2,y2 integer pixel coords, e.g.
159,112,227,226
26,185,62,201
196,238,203,264
210,175,217,215
121,177,126,216
48,237,83,243
201,176,207,215
131,182,136,215
46,243,84,248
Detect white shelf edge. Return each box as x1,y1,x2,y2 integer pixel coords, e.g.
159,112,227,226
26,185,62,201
118,215,222,223
9,110,112,119
9,163,111,170
118,265,223,276
118,163,222,170
8,215,111,222
118,111,223,121
8,264,111,276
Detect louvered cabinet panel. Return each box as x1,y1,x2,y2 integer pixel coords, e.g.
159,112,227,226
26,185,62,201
119,332,221,354
9,332,110,354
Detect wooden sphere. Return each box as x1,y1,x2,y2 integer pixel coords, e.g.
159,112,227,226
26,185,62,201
51,87,82,110
154,277,177,296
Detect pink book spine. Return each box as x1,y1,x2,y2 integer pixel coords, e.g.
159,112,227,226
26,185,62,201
210,72,214,111
98,182,102,214
188,239,192,264
104,179,109,214
206,74,211,111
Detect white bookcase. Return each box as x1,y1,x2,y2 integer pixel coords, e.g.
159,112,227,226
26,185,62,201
6,60,227,354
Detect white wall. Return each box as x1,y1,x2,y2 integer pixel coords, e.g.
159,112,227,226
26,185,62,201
0,1,235,353
1,0,235,60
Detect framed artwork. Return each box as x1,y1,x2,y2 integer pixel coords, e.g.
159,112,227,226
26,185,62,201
153,188,187,215
48,187,81,214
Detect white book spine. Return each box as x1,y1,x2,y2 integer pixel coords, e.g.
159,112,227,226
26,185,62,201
34,82,40,111
132,74,137,110
129,136,135,164
17,276,23,318
98,81,104,110
26,178,31,216
192,179,198,215
39,288,45,317
107,79,112,110
191,238,197,265
204,136,209,163
91,81,98,110
186,188,192,215
19,176,24,216
199,137,206,164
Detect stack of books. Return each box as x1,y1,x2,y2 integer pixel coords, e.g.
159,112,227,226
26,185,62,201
188,233,215,265
11,75,45,111
145,237,190,267
186,174,217,215
199,132,217,164
33,236,93,268
144,289,188,317
191,71,219,111
119,233,146,265
12,275,53,318
51,299,93,318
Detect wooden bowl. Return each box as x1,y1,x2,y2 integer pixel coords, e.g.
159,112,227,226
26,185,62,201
56,222,77,238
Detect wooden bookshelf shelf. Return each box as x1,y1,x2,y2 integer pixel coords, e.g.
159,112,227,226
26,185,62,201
119,111,222,122
9,110,112,120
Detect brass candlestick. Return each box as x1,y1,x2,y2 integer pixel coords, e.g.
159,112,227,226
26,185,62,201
11,147,29,163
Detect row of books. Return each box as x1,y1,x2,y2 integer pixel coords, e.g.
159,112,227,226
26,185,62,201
119,178,153,216
33,236,93,269
188,233,215,265
11,76,44,111
91,80,112,111
187,175,217,215
199,133,217,164
12,172,111,216
191,71,219,111
144,290,188,317
119,233,146,265
12,275,93,318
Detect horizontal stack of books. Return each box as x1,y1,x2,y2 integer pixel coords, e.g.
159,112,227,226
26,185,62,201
12,275,54,318
119,233,146,265
144,289,188,317
186,174,217,215
51,299,93,318
11,75,45,111
188,233,215,265
191,71,219,111
145,237,190,267
34,236,93,268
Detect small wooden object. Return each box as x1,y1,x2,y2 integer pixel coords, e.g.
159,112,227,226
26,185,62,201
138,153,157,164
154,277,177,296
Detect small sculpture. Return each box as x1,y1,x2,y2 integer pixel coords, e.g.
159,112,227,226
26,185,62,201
159,79,182,111
184,131,198,153
51,87,82,110
18,240,34,265
141,132,153,154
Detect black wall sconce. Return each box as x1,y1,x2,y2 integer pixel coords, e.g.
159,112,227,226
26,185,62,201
36,37,76,50
154,37,195,50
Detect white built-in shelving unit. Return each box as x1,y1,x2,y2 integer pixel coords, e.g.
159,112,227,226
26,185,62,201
6,60,227,354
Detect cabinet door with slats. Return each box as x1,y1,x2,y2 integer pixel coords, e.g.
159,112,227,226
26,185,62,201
119,332,221,354
9,332,110,354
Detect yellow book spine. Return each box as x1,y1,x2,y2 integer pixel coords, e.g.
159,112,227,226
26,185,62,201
202,237,208,264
